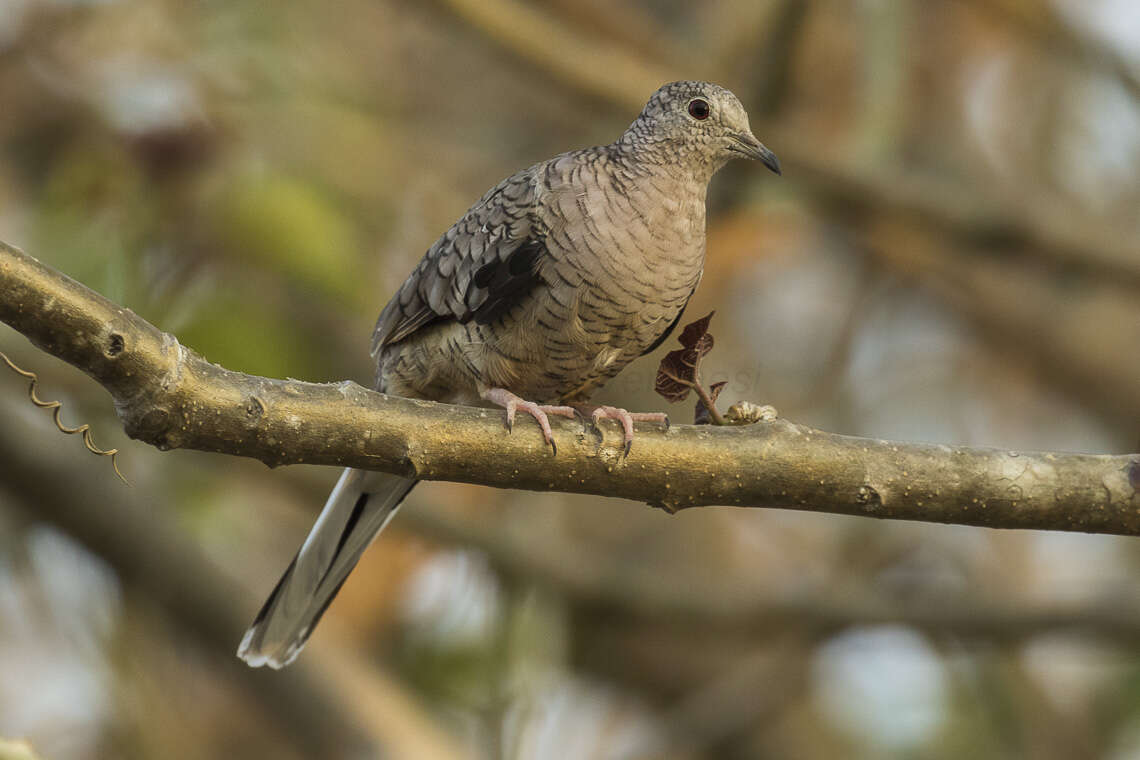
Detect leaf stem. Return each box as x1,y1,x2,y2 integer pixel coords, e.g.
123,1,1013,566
692,370,727,426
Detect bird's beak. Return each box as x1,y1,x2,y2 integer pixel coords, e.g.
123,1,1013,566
730,132,781,175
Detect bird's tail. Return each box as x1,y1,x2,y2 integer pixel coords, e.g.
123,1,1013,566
237,468,417,669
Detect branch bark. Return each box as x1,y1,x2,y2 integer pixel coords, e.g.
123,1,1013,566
2,240,1139,533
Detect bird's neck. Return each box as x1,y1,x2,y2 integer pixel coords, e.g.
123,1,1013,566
612,135,726,188
598,142,710,269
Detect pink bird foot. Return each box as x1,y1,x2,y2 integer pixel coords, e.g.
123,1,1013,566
481,388,578,454
575,404,669,457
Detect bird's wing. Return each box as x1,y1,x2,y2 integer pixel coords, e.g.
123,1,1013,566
371,167,546,354
640,283,697,357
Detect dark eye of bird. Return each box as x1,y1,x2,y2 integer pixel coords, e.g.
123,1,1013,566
687,98,710,120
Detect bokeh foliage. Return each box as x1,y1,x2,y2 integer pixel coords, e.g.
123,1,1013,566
1,0,1139,758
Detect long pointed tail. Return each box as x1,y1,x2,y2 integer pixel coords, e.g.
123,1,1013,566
238,468,417,669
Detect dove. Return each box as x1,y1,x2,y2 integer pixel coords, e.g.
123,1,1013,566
238,80,780,668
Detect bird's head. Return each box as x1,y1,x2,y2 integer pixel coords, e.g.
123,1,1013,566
621,81,781,177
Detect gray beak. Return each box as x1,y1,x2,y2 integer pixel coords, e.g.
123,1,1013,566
730,132,781,175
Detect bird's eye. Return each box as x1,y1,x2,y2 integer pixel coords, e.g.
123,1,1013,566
687,98,710,120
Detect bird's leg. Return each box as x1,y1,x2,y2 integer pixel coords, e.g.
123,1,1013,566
574,404,670,457
480,388,578,455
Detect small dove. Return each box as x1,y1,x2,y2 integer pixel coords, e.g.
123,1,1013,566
239,80,780,668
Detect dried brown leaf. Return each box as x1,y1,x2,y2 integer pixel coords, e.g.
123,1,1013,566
654,311,716,403
678,311,715,355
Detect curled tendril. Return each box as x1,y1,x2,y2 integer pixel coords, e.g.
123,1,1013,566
0,349,128,484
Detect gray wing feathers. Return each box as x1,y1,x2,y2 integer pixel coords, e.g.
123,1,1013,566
237,468,416,669
371,168,540,354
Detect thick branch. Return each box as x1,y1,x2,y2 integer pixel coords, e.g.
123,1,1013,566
2,240,1138,533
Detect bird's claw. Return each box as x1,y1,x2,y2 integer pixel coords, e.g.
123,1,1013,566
483,390,667,457
578,405,669,457
482,388,576,454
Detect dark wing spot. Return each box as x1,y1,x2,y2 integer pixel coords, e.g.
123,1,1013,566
509,246,539,276
473,260,496,288
469,238,547,325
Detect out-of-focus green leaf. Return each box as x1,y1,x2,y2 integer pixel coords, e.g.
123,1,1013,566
400,640,501,707
34,142,153,304
213,172,363,304
177,288,318,379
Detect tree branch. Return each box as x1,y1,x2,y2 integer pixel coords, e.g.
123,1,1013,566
2,240,1139,533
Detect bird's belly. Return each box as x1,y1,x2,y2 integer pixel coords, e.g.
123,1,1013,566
497,286,685,402
379,275,692,405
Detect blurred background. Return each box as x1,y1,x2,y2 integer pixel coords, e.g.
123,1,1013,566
1,0,1139,757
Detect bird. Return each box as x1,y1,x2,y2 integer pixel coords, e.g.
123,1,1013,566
238,80,780,669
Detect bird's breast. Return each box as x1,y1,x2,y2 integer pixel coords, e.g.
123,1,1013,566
466,160,710,401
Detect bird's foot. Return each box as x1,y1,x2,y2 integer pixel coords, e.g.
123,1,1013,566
575,405,669,457
481,388,577,455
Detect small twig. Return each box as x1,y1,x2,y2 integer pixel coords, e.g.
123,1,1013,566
0,349,128,484
691,371,727,426
655,312,737,425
